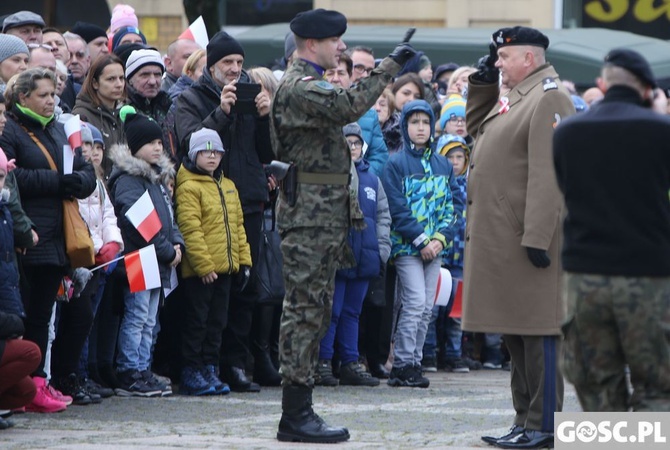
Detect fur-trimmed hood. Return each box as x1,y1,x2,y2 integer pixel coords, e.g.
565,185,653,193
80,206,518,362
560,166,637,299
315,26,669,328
107,143,175,188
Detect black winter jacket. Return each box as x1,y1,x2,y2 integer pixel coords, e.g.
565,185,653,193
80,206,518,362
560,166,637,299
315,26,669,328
0,310,25,362
173,70,273,214
0,107,96,267
107,145,184,289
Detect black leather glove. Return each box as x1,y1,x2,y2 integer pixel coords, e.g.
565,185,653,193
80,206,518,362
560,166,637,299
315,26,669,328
60,173,83,197
525,247,551,268
388,43,417,67
471,41,500,84
236,265,251,292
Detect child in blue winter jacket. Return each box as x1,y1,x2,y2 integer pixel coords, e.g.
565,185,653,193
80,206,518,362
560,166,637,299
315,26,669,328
382,99,464,388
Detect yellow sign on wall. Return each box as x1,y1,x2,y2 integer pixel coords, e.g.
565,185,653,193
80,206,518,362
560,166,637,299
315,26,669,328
139,17,159,42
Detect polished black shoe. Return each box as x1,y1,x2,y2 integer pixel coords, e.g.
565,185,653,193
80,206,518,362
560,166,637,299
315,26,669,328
368,362,391,379
276,385,350,443
252,342,282,386
52,373,92,405
496,429,554,449
223,366,261,392
482,425,525,446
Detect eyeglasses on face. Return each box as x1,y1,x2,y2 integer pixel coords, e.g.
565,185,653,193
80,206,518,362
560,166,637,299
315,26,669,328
347,140,363,149
448,117,466,125
353,64,373,75
200,150,222,158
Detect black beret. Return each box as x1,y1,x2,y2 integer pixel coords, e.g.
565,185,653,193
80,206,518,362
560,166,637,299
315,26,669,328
493,26,549,50
290,8,347,39
604,48,657,88
71,21,107,44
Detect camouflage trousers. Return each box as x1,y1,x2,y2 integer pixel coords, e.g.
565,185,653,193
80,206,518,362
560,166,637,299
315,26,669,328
561,272,670,411
278,226,348,386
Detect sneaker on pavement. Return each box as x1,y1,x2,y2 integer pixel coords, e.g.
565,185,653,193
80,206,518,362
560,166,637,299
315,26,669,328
462,356,483,371
83,377,114,399
26,377,67,413
141,370,173,397
444,358,470,373
483,361,503,370
51,373,92,405
339,362,380,387
201,365,230,395
421,356,438,373
115,370,161,397
180,366,215,396
314,359,338,387
387,365,430,388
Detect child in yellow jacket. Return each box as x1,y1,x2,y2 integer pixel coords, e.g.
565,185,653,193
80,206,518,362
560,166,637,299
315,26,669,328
175,128,252,396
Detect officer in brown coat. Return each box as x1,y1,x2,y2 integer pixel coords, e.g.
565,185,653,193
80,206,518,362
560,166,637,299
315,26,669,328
270,9,416,444
463,27,575,449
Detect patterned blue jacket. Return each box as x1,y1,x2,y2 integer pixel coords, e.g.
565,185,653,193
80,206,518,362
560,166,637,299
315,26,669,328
382,100,464,260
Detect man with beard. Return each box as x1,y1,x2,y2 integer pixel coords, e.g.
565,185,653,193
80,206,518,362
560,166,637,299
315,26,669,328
174,31,274,394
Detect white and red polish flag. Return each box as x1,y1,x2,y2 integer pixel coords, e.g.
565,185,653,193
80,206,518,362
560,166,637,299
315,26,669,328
64,115,82,149
125,190,161,242
125,244,161,293
178,16,209,49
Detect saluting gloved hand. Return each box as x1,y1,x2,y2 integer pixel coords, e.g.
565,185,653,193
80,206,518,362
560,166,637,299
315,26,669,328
388,43,417,68
525,246,551,268
236,265,251,292
471,41,500,84
59,173,83,197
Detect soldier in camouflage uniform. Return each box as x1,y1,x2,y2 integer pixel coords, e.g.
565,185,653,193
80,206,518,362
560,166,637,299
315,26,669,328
554,48,670,412
270,8,416,444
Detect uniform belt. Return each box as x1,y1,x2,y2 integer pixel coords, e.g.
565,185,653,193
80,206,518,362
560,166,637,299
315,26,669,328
296,172,349,185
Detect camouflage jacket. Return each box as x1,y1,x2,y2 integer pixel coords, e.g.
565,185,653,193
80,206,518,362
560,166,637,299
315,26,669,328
271,58,400,230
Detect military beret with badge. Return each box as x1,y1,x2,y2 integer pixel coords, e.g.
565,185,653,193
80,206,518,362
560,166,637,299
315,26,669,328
493,26,550,50
604,48,656,88
290,8,347,39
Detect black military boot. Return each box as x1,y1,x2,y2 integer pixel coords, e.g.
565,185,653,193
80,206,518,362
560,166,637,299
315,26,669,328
252,341,282,386
277,385,350,443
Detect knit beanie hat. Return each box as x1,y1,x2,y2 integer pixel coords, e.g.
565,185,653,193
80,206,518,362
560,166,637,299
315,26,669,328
206,31,245,69
343,122,364,143
0,34,29,64
439,94,467,131
71,21,107,44
113,42,148,66
111,26,146,52
120,105,162,155
81,123,93,144
86,123,104,147
125,49,164,80
110,4,139,34
188,128,224,163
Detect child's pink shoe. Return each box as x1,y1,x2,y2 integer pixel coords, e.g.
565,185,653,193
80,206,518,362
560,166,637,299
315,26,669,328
25,377,67,413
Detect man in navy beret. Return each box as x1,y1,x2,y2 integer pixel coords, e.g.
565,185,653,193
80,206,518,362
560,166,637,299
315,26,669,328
554,48,670,414
271,8,417,444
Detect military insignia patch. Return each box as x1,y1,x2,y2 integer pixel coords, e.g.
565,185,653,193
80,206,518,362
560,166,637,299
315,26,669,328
313,80,334,91
543,77,558,91
300,76,315,81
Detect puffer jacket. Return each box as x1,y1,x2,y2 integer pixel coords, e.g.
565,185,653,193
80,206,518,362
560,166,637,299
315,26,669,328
0,107,96,267
0,199,23,318
175,158,252,278
72,93,125,178
338,159,391,279
78,179,124,254
107,145,184,288
382,100,464,260
357,108,388,177
174,69,274,214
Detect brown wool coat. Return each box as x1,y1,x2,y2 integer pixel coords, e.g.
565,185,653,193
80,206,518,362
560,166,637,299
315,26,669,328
462,64,575,335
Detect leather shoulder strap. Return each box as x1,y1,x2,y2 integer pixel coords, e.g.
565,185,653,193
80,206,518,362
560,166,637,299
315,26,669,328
20,125,57,171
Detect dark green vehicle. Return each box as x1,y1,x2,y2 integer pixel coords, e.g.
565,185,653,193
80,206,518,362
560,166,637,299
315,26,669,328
235,23,670,90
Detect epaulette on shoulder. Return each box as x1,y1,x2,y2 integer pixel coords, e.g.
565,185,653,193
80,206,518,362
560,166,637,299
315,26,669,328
542,77,558,92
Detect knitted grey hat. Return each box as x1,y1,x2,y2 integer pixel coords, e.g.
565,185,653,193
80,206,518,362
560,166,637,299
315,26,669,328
0,34,29,63
343,122,364,143
125,48,164,80
81,123,93,144
188,128,224,163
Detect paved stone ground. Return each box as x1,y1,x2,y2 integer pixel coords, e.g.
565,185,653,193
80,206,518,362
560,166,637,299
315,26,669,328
2,370,580,449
